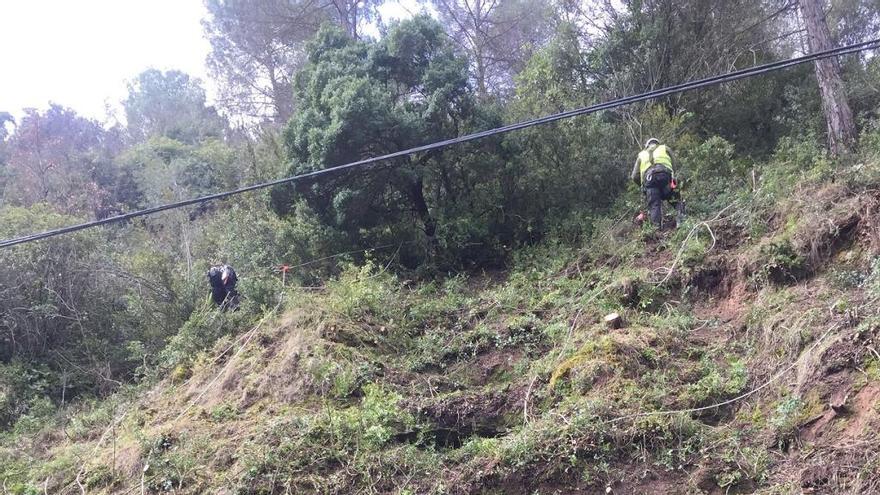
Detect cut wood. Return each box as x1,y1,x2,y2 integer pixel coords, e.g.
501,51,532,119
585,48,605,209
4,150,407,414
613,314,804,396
604,312,623,329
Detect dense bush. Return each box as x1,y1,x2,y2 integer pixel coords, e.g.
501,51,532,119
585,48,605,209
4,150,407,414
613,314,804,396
0,206,182,424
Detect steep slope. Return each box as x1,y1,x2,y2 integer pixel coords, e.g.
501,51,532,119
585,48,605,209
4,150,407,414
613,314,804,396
4,159,880,494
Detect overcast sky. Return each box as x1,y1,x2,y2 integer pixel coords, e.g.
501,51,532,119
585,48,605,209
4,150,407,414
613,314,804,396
0,0,420,124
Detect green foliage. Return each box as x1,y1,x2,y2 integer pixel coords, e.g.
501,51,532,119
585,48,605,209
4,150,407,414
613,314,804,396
634,281,671,313
687,357,747,406
756,239,808,286
757,135,831,200
274,17,484,265
860,118,880,160
118,136,240,209
713,436,770,489
158,302,262,373
65,397,116,440
325,262,398,320
405,276,471,330
507,40,629,242
680,235,709,269
4,2,880,492
238,403,435,494
769,396,804,448
0,205,187,424
209,402,239,422
84,464,120,489
680,135,736,182
496,314,546,352
306,350,380,399
1,104,124,216
139,431,207,492
11,396,55,435
353,384,411,447
0,361,52,427
408,325,495,372
866,257,880,298
123,69,227,144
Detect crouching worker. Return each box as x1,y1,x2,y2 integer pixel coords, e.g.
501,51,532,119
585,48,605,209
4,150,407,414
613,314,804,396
631,138,685,229
208,263,239,310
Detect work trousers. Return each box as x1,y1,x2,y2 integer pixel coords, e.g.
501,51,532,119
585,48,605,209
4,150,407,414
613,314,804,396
644,171,681,228
211,286,230,306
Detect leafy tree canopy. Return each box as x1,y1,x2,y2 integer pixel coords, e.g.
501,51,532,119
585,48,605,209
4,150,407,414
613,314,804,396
123,69,228,144
273,16,476,261
2,105,122,216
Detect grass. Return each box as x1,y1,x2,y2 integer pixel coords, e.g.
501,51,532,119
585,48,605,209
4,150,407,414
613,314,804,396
4,152,880,494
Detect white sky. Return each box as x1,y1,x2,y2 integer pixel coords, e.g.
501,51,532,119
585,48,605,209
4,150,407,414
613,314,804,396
0,0,212,124
0,0,421,125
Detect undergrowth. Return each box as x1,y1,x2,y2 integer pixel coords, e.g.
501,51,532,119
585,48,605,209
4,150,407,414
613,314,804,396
3,137,880,494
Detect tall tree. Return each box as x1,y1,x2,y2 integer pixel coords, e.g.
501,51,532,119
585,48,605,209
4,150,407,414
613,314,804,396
827,0,880,45
123,69,228,144
203,0,382,124
117,137,239,273
2,105,118,216
558,0,819,154
203,0,325,124
121,69,238,273
0,112,12,144
0,112,12,191
273,17,478,256
799,0,857,155
577,0,791,97
328,0,380,39
431,0,553,99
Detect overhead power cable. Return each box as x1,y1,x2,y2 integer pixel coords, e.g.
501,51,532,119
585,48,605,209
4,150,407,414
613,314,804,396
1,38,878,249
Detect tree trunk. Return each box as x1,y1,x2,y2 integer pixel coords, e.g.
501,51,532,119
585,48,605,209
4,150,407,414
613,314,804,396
268,64,293,125
799,0,857,156
408,177,437,257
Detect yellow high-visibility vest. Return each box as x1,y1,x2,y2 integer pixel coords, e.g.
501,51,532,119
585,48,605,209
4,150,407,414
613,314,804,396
638,144,673,183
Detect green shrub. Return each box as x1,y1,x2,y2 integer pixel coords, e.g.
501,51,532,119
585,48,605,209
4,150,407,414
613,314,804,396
687,358,747,406
406,275,471,330
859,118,880,161
209,402,239,422
66,398,115,440
307,356,379,399
759,135,831,198
866,257,880,298
0,362,53,428
84,464,117,489
770,396,803,449
158,303,262,372
326,262,398,320
11,397,55,435
680,135,737,181
756,240,808,285
408,326,495,371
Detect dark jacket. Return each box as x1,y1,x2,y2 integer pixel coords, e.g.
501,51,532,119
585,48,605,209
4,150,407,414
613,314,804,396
208,264,237,306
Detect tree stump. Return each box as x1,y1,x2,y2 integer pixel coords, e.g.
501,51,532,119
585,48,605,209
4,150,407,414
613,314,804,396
604,313,623,329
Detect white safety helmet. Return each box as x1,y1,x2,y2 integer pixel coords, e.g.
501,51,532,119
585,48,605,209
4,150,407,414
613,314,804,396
645,137,660,148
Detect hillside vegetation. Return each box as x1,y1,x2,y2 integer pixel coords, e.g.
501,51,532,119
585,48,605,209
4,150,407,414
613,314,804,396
2,2,880,494
4,139,880,494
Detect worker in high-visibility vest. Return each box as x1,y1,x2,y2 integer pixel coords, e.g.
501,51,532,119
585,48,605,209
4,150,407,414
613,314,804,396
631,138,685,229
